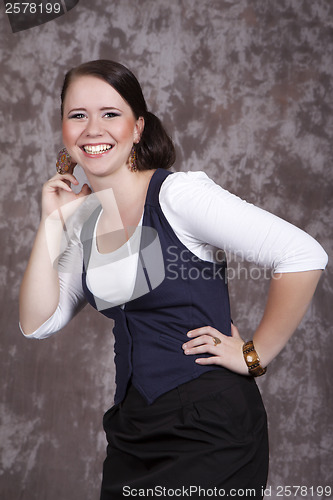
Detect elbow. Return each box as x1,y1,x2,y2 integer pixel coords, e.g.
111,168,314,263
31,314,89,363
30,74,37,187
19,319,61,339
18,309,60,339
19,303,40,337
273,241,328,274
308,238,328,271
319,247,329,270
19,320,37,338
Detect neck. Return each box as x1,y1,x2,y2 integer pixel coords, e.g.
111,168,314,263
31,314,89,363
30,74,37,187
87,167,156,220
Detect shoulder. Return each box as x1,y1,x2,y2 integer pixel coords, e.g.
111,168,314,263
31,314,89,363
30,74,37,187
162,170,214,190
160,170,222,205
159,169,245,213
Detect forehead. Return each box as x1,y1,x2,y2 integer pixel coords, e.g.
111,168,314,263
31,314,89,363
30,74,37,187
63,75,131,111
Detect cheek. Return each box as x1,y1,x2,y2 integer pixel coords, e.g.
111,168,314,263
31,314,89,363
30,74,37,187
115,118,137,141
62,122,74,148
61,122,82,163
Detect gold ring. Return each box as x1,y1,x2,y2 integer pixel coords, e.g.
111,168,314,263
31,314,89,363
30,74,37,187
213,336,221,346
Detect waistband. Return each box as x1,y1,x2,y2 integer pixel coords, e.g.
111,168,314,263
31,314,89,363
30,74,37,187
119,369,255,415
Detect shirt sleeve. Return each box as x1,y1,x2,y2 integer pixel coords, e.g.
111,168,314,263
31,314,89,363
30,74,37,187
159,171,328,273
20,230,87,340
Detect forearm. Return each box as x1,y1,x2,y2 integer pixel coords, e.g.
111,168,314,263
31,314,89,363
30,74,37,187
253,270,323,367
19,172,92,335
19,218,63,335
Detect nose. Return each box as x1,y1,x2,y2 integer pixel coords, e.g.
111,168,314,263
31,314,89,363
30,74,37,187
84,116,103,137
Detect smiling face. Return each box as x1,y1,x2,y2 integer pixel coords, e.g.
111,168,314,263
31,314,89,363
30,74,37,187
62,75,144,178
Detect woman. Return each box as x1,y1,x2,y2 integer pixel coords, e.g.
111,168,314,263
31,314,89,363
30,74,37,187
19,60,328,499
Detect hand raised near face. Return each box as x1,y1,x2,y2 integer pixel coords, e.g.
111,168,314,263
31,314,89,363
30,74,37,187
41,149,91,223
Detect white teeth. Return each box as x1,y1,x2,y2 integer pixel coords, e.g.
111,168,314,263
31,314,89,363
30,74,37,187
83,144,112,154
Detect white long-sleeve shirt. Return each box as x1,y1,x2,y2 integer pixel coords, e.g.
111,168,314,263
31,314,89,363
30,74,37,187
21,170,328,339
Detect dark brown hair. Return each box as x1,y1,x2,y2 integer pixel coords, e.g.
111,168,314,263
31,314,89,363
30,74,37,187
61,60,175,171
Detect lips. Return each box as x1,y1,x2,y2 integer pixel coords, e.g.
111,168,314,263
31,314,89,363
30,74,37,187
82,144,113,155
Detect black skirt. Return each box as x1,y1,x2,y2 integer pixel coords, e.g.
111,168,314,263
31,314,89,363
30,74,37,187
100,370,269,500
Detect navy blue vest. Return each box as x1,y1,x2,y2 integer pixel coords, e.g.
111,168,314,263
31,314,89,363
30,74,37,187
81,169,232,404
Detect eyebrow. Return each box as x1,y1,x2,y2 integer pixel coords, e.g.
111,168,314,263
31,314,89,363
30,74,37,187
67,106,122,113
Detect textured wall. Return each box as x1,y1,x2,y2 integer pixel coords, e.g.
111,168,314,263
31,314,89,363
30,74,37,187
1,1,332,499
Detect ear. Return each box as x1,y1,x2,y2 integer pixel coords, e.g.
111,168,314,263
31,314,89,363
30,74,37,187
134,116,145,143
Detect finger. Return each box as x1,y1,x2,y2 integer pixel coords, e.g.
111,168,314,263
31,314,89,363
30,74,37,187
183,343,220,357
57,172,79,185
182,334,217,350
187,325,220,338
45,179,74,192
195,356,221,366
50,172,79,186
187,326,225,349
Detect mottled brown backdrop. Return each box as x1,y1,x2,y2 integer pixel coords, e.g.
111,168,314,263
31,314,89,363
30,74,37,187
1,1,332,499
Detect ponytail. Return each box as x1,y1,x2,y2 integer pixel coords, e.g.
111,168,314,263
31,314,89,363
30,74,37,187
136,111,176,171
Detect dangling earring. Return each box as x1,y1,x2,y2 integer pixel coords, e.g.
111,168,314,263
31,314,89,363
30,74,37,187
56,147,75,174
128,146,138,172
